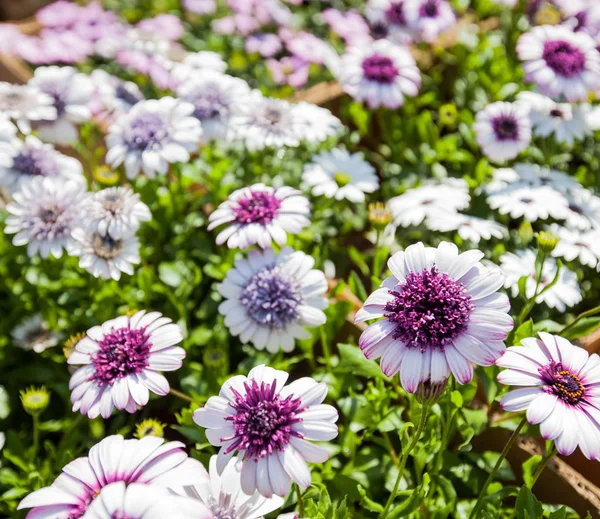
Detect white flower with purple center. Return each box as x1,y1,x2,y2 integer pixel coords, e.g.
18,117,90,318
11,314,62,353
366,0,413,44
0,135,84,193
291,101,343,144
218,247,328,353
425,211,507,244
564,188,600,230
338,38,421,109
209,184,310,250
547,223,600,268
404,0,456,43
106,97,202,179
498,333,600,459
485,163,581,195
474,102,532,163
5,176,86,259
67,310,185,419
487,184,569,221
193,365,338,498
0,82,57,134
355,242,513,392
90,69,145,123
517,25,600,101
18,434,208,518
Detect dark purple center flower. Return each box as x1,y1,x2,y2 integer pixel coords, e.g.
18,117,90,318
233,191,281,225
92,327,151,385
385,2,406,25
12,147,58,178
539,361,585,405
384,267,473,349
362,53,399,84
420,0,440,18
370,21,390,40
574,11,588,33
549,108,565,118
123,112,169,151
33,203,71,240
491,115,519,141
224,379,305,460
239,266,303,329
542,40,586,78
40,85,68,117
187,89,227,121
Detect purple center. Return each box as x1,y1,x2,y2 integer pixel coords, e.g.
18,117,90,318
362,53,399,84
491,115,519,141
385,2,406,25
187,89,227,121
384,267,473,349
542,40,586,78
115,83,143,107
233,191,281,225
420,0,440,18
12,148,58,178
123,112,169,151
92,327,151,385
574,11,588,33
224,379,305,461
40,85,68,117
31,203,71,241
539,361,585,405
239,266,303,328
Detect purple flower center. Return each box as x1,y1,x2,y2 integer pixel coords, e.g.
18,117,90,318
31,203,71,240
539,361,585,405
239,266,303,329
542,40,586,78
123,112,169,151
224,379,304,461
491,115,519,141
362,53,399,84
384,267,473,349
115,83,143,107
12,148,58,178
385,2,406,25
40,85,68,117
370,21,390,40
186,89,228,121
420,0,440,18
233,190,281,225
574,11,588,33
92,327,151,385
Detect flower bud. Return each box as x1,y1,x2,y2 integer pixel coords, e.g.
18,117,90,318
537,230,559,255
20,386,50,416
368,202,392,229
135,418,166,439
415,379,448,405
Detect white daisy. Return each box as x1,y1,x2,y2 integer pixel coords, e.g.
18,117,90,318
564,187,600,230
547,223,600,268
302,149,379,202
0,82,57,134
509,163,580,193
0,116,18,148
404,0,456,43
11,314,62,353
291,101,343,144
487,184,569,221
90,69,145,123
425,211,507,244
169,51,228,83
217,247,328,353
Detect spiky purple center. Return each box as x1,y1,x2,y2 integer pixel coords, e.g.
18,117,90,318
491,115,519,141
233,190,281,225
420,0,440,17
542,40,586,78
239,266,303,328
187,88,228,121
224,379,304,461
30,202,71,240
123,112,169,151
362,53,399,84
539,361,585,405
92,327,151,385
384,267,473,350
12,148,58,178
385,2,406,25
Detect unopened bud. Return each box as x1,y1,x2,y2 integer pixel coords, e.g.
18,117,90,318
537,231,559,255
415,379,448,405
20,386,50,416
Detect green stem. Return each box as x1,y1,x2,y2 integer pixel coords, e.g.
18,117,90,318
528,446,557,488
469,417,527,519
381,404,430,519
295,483,305,517
32,414,40,462
169,388,202,406
559,304,600,337
516,253,546,327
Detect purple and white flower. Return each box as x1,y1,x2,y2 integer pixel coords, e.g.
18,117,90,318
564,188,600,230
67,310,185,419
487,184,569,221
217,247,328,353
11,314,62,353
425,211,507,244
366,0,413,44
404,0,456,43
193,365,338,497
355,242,513,391
208,184,310,250
90,70,145,123
0,82,57,134
498,333,600,459
547,223,600,268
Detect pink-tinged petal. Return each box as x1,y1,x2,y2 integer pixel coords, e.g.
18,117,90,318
289,437,330,463
205,426,234,446
452,334,497,367
554,407,580,456
387,251,406,280
447,250,484,281
18,486,81,510
575,410,600,461
363,331,396,361
404,242,428,273
537,332,561,362
240,457,258,494
268,453,292,497
540,400,566,440
138,371,170,395
279,446,312,489
256,457,273,497
380,340,408,377
500,387,542,412
445,344,473,385
111,378,130,410
526,393,557,424
148,458,208,487
400,348,424,393
430,349,450,383
497,369,542,387
193,406,228,428
558,337,589,376
495,349,542,375
358,320,396,352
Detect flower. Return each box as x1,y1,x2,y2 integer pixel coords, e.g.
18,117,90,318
425,211,507,244
404,0,456,43
564,187,600,230
0,115,18,147
322,8,371,45
474,102,532,163
208,184,310,250
267,57,310,88
90,70,145,123
135,418,166,439
184,0,217,14
106,97,202,179
11,315,62,353
84,186,152,240
137,14,184,41
498,333,600,459
168,51,228,83
500,249,582,311
245,33,283,57
193,365,338,497
67,310,185,418
177,71,252,142
0,135,84,193
337,39,421,109
355,242,513,391
487,184,569,221
366,0,413,44
486,163,580,194
18,434,208,518
517,25,600,101
0,82,56,133
5,177,86,259
302,149,379,202
20,386,50,416
547,223,600,268
217,247,328,353
181,455,285,518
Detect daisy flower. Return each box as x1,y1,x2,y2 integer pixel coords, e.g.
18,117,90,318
547,224,600,268
425,211,507,244
355,242,513,391
474,102,532,163
84,186,152,239
500,249,582,311
366,0,413,44
18,434,208,518
302,149,379,202
169,51,228,83
564,188,600,230
208,184,310,250
90,70,144,123
106,97,202,179
517,25,600,101
193,365,339,497
0,82,57,133
404,0,456,43
67,310,185,419
11,314,62,353
5,177,86,259
498,333,600,459
181,455,285,518
291,101,343,144
487,184,569,221
0,116,18,147
0,135,84,193
337,39,421,109
508,163,580,193
217,247,328,353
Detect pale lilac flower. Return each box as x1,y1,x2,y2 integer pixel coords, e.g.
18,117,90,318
404,0,456,43
517,25,600,101
67,310,185,419
212,15,261,36
184,0,217,14
487,185,569,221
268,57,310,88
37,0,83,28
137,14,184,41
11,315,62,353
0,83,57,134
566,4,600,40
193,365,338,497
25,30,94,65
245,33,283,57
366,0,413,44
217,247,328,353
0,24,34,57
106,97,202,179
18,434,208,518
69,2,125,43
89,70,144,123
474,102,532,163
547,223,600,268
355,242,513,391
498,333,600,459
286,32,336,65
322,9,371,44
425,211,507,244
208,184,309,250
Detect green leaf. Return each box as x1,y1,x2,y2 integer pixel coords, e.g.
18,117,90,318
561,317,600,340
348,102,370,135
522,455,542,488
514,319,534,345
515,486,543,519
337,343,386,380
348,271,368,302
549,506,567,519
